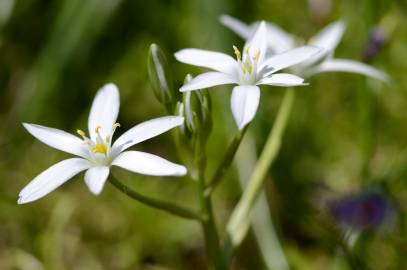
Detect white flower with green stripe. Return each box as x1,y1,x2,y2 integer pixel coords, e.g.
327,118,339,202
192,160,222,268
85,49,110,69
220,15,388,80
19,83,186,204
175,22,320,130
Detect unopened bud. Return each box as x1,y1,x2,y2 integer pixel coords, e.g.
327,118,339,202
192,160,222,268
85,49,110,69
179,74,212,144
148,43,178,112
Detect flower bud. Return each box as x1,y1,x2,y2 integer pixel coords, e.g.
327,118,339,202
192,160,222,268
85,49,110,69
173,76,212,180
147,43,178,112
180,74,212,144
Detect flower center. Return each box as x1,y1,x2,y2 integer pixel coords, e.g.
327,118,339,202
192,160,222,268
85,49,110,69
93,142,107,155
92,126,108,155
76,123,120,160
233,45,261,84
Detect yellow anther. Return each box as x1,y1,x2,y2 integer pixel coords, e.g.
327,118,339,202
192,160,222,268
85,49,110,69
254,49,260,62
233,45,241,61
245,46,250,56
105,136,110,143
113,123,121,128
77,129,86,137
95,125,102,133
92,143,107,155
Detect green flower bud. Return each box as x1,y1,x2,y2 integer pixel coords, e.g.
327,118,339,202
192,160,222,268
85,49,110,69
147,43,177,112
180,74,212,145
173,75,212,179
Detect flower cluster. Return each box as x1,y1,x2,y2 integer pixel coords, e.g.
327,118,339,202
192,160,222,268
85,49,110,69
17,12,391,270
19,15,388,217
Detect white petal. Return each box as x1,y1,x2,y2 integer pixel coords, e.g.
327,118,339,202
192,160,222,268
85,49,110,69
18,158,90,204
174,49,238,75
299,21,346,69
308,59,389,81
231,85,260,130
179,72,237,92
220,15,295,55
88,83,120,141
265,22,296,53
244,21,268,64
113,116,184,151
250,22,296,53
260,46,321,74
84,166,110,195
23,123,89,158
309,21,346,52
258,73,306,87
220,14,253,39
112,151,187,176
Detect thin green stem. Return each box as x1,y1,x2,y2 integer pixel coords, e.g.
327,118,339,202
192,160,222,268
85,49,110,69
204,126,249,195
340,241,371,270
234,132,290,270
196,145,228,270
226,89,295,249
108,176,205,221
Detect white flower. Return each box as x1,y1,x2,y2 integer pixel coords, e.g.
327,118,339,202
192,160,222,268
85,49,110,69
175,21,320,129
18,83,187,204
220,15,389,81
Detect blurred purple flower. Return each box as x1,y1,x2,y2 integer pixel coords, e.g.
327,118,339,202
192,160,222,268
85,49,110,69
363,26,387,62
329,192,392,231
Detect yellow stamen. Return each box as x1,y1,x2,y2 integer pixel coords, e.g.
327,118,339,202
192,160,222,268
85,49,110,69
95,125,102,133
233,45,241,61
92,143,107,155
245,46,250,56
105,136,110,143
113,123,121,128
254,49,260,62
77,129,86,137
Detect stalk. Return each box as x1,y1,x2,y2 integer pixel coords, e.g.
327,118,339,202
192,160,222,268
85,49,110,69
205,126,248,195
196,144,228,270
108,176,205,221
226,88,295,248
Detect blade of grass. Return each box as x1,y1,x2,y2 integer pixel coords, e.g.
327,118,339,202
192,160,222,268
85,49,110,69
226,88,295,249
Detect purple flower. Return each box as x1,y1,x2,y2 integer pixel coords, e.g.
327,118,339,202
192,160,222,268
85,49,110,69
363,26,387,62
329,192,392,230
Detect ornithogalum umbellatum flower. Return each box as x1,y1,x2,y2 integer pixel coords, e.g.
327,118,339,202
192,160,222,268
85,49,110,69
19,83,186,204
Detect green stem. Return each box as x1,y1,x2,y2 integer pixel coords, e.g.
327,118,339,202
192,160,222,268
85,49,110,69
357,79,375,183
204,126,249,195
340,241,370,270
235,132,290,270
226,89,295,248
108,176,205,221
196,146,228,269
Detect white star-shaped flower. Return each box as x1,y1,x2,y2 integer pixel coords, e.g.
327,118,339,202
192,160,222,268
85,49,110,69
18,83,186,204
175,22,320,129
220,15,388,81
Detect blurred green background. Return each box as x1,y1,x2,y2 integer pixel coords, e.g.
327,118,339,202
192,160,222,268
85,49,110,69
0,0,406,269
